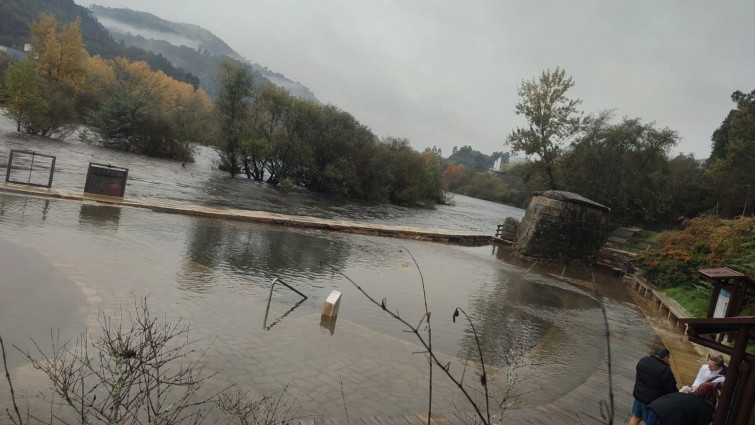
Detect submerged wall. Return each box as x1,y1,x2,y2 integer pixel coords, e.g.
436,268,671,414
514,190,610,261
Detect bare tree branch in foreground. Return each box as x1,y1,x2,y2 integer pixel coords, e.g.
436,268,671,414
14,298,215,425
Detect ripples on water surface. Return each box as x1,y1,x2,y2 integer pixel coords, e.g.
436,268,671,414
0,115,616,418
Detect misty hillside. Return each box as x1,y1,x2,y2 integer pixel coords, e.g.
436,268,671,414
0,0,199,87
89,5,318,101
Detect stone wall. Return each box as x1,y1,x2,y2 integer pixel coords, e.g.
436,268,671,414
597,247,638,272
499,217,519,242
514,190,609,261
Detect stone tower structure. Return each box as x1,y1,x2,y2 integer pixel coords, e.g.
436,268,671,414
514,190,610,261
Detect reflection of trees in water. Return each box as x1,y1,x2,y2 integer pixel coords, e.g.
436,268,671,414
78,204,121,230
181,219,350,295
0,195,51,220
458,270,562,368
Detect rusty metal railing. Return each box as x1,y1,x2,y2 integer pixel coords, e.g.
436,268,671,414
5,150,56,188
263,278,308,330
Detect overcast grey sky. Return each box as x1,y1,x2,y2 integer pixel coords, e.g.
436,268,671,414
79,0,754,159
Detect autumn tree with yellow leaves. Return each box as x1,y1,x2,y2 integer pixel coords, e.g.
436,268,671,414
1,13,212,160
86,57,212,161
30,13,87,84
0,13,85,136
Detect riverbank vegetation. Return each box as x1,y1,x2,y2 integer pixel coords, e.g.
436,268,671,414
0,15,445,207
437,72,751,226
213,60,445,206
639,216,755,317
441,161,528,207
504,68,753,226
498,68,754,316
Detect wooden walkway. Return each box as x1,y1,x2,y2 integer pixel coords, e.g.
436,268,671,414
630,275,692,332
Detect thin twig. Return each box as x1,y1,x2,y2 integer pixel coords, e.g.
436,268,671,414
13,298,214,425
453,307,490,423
1,335,24,425
592,271,614,425
321,261,490,425
400,246,433,424
339,374,349,423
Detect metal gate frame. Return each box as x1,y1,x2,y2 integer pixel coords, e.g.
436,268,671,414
5,150,56,188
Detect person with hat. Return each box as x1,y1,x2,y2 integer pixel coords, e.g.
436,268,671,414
629,346,678,425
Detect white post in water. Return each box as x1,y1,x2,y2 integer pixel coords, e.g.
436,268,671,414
322,290,342,317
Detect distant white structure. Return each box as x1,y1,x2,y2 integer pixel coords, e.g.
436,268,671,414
0,45,27,60
491,157,502,171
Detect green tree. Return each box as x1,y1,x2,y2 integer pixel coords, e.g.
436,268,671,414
303,105,374,196
87,88,155,152
560,111,679,224
214,60,254,177
705,90,755,217
33,79,77,137
709,90,755,163
1,58,47,132
245,82,292,183
664,154,709,221
0,50,15,78
424,145,443,158
209,60,446,207
274,96,322,187
446,145,492,170
384,138,444,207
506,67,582,190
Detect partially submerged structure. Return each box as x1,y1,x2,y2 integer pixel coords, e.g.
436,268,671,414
511,190,610,261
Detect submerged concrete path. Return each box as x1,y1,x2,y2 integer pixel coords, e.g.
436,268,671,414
0,182,492,245
284,270,708,425
286,274,708,425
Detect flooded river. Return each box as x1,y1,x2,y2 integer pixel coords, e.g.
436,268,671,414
0,115,634,419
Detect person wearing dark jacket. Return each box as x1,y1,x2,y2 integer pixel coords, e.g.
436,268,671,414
645,382,717,425
629,347,678,425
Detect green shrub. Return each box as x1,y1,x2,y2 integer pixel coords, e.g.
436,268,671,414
662,284,711,317
641,245,707,288
641,216,755,288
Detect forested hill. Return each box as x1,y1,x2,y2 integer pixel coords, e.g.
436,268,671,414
88,5,319,100
0,0,199,88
